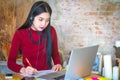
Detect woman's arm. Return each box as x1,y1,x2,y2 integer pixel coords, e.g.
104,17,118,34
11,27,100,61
50,26,62,71
7,30,23,72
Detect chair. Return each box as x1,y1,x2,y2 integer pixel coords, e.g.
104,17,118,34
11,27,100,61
115,58,120,68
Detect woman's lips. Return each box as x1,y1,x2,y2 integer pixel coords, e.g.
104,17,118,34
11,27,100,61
39,26,44,29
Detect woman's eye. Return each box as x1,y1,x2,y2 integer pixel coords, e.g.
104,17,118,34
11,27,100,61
38,18,49,22
46,19,49,22
39,18,43,21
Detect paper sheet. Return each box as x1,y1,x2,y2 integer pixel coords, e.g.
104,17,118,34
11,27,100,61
33,70,54,77
21,70,54,78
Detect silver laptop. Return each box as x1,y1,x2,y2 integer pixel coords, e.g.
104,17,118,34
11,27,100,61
64,45,99,80
38,45,98,80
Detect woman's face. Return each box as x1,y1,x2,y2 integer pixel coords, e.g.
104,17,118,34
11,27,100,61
31,12,50,31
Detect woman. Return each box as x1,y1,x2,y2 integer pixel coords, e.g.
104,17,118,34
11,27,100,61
7,1,62,75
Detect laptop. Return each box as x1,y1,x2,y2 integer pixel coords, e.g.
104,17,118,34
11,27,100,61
64,45,99,80
38,45,99,80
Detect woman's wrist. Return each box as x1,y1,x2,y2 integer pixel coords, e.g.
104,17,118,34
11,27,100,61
20,67,25,73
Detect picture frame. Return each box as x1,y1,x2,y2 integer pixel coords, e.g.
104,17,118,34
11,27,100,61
92,52,103,75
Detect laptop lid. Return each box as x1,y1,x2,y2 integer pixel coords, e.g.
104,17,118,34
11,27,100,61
64,45,99,80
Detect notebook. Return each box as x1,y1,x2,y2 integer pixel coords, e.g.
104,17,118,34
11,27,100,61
37,45,99,80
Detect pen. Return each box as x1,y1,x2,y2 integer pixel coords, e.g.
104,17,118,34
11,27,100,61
25,57,32,67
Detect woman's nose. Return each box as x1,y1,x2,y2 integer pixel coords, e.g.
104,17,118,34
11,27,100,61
42,21,46,26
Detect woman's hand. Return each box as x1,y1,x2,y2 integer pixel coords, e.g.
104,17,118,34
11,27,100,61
52,64,62,72
20,66,38,76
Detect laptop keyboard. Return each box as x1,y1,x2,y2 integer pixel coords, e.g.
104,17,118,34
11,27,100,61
54,75,65,80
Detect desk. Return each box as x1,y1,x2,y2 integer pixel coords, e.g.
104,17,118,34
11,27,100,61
0,73,106,80
0,73,23,80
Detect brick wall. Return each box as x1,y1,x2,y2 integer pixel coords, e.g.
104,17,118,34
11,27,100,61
49,0,120,56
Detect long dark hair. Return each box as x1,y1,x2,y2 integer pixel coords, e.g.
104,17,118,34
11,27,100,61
18,1,52,68
18,1,52,29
